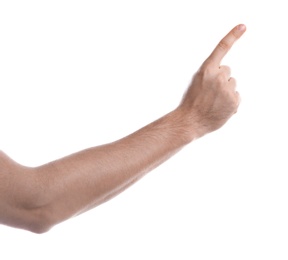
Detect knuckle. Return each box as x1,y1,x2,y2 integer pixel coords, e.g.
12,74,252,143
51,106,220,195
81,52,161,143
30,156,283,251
228,76,236,84
220,66,231,78
199,62,213,76
235,91,241,104
216,72,227,83
217,40,229,51
221,65,231,73
231,28,239,39
197,67,208,79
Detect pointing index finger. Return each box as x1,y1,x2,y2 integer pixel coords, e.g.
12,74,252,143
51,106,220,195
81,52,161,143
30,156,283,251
206,24,246,65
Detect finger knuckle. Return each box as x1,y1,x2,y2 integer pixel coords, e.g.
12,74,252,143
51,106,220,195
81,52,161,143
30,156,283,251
231,28,239,39
199,59,215,74
235,91,241,103
216,72,227,83
223,65,231,73
199,62,213,76
229,76,236,84
217,40,229,51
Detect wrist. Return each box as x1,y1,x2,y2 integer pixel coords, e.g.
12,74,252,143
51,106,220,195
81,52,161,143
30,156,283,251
165,108,203,145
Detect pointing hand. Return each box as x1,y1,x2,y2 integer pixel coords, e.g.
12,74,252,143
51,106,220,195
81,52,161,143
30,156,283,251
178,24,246,139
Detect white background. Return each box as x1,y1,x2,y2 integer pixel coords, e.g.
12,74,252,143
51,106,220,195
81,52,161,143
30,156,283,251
0,1,287,259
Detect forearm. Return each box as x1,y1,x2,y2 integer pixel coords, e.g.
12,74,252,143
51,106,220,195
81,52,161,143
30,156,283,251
31,109,194,230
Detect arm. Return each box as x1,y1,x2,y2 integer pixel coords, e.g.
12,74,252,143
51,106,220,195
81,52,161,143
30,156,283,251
0,24,246,233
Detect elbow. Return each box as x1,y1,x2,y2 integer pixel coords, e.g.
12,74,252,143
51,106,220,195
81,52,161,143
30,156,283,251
3,205,55,234
28,218,52,234
0,152,56,234
28,223,51,234
25,207,55,234
29,225,52,234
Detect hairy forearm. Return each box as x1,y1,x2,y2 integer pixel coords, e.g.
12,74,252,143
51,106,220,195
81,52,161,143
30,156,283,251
1,109,191,233
26,109,194,231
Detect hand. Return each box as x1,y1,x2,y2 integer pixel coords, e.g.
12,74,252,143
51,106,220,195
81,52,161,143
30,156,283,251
178,24,246,139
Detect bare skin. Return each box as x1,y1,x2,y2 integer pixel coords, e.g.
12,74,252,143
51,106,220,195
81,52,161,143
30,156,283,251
0,24,246,233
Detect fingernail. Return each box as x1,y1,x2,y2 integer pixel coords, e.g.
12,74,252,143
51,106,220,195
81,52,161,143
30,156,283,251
237,24,246,31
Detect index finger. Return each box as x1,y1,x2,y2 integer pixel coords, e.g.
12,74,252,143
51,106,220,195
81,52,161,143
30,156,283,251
205,24,246,65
